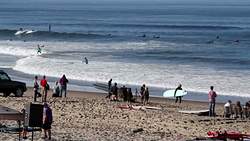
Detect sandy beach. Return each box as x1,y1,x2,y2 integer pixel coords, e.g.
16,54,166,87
0,88,249,141
1,1,250,140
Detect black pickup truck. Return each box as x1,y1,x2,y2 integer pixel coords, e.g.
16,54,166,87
0,70,27,97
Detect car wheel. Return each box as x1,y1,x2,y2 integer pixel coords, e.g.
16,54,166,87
3,92,10,97
15,88,23,97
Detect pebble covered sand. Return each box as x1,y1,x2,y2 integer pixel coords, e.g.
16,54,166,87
0,88,249,141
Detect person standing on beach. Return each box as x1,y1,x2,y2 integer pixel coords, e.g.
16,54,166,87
135,88,138,101
208,86,217,117
40,75,48,102
121,85,128,101
235,101,243,119
174,84,183,104
42,103,53,140
140,84,146,104
108,79,112,92
59,74,69,97
111,82,118,101
144,87,149,105
33,76,40,102
127,88,133,103
106,79,112,98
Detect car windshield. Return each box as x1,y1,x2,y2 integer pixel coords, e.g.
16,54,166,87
0,73,10,80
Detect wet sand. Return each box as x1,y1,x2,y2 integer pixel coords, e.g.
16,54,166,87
0,88,249,141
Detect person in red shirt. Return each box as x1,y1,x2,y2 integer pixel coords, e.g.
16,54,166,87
40,75,48,102
208,86,217,117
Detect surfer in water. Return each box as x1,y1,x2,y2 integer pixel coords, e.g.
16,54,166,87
37,45,42,54
234,40,240,43
174,84,183,104
49,24,51,32
84,57,88,64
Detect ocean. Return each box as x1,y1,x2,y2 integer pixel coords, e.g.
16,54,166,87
0,0,250,102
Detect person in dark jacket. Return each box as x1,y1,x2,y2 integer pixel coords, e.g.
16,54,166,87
59,74,69,97
43,103,53,140
144,87,149,105
33,75,40,102
140,84,146,104
106,79,113,99
127,88,133,103
174,84,183,104
111,83,118,101
121,85,128,102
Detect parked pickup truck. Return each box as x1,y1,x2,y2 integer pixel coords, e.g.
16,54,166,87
0,70,27,97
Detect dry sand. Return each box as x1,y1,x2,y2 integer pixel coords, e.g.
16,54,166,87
0,88,249,141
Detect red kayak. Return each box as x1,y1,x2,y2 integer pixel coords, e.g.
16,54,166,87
207,131,250,140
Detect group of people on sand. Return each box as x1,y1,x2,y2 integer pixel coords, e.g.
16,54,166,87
33,74,69,102
106,79,250,120
224,100,250,119
106,79,149,105
206,85,250,119
33,75,49,102
120,85,133,103
30,74,68,140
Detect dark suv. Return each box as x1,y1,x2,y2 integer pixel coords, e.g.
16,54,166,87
0,70,27,97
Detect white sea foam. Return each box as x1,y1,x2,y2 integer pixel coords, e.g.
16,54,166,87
1,40,249,97
13,55,250,97
0,41,46,56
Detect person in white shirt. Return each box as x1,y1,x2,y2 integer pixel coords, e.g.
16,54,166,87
224,100,232,118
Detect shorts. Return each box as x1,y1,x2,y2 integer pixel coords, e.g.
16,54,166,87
42,122,52,130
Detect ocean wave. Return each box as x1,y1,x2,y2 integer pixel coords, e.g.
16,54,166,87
0,41,47,56
33,23,242,30
0,29,112,40
108,23,242,30
0,23,242,40
13,55,250,97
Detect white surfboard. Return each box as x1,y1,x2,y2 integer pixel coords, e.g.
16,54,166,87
163,89,187,97
14,30,26,35
25,30,36,34
142,106,162,110
179,109,209,116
